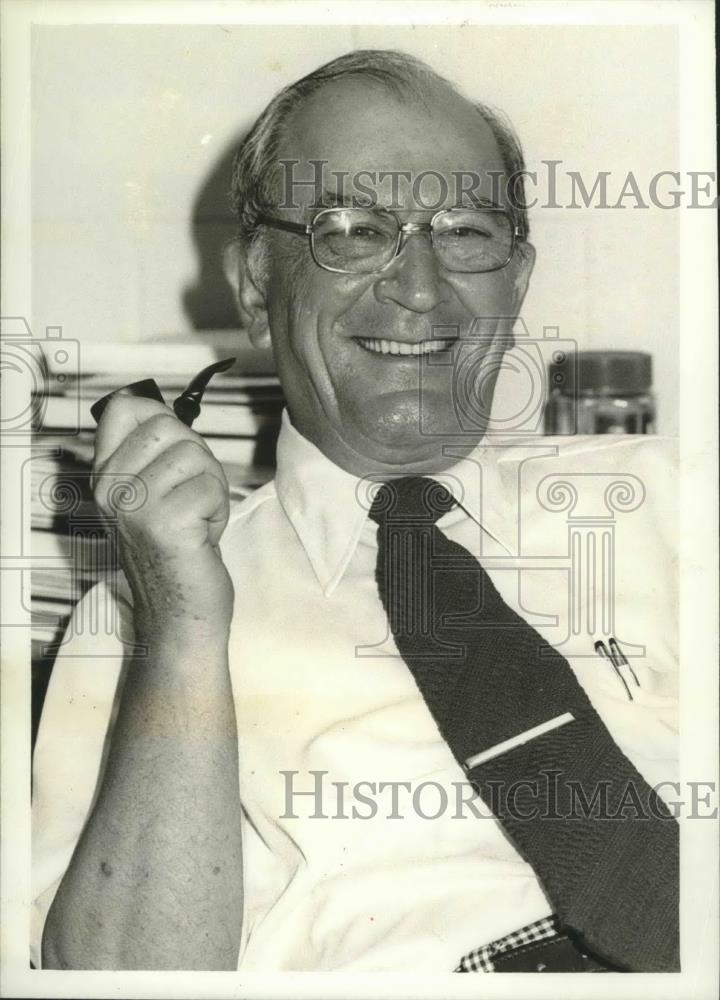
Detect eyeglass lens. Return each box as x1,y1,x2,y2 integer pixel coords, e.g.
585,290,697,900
311,208,514,274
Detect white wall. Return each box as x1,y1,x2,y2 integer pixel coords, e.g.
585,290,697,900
32,23,679,432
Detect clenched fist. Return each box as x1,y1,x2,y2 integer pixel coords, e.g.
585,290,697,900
93,395,233,644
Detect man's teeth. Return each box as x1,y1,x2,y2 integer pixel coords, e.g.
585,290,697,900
356,338,452,356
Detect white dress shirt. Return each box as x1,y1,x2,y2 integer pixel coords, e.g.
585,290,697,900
31,413,678,970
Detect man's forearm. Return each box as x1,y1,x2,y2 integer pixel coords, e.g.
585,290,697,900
42,624,243,970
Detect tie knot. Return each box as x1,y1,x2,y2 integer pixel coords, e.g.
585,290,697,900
369,476,456,527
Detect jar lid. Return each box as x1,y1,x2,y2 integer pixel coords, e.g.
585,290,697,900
549,350,653,395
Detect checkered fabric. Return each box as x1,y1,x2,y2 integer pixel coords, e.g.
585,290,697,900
455,915,560,973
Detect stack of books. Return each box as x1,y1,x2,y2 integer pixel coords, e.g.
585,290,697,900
30,337,283,744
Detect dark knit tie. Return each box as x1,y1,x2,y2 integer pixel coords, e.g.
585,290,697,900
369,476,679,972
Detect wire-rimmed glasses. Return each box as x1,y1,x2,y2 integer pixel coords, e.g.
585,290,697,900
256,206,523,275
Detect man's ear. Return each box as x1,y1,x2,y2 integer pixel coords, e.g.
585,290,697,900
502,240,536,350
223,239,271,349
502,242,535,351
510,240,536,314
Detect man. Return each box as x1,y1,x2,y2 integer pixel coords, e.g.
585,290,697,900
33,50,678,972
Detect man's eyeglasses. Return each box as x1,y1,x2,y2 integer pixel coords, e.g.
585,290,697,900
256,206,524,275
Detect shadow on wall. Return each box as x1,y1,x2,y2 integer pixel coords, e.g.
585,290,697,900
183,131,282,469
182,133,245,331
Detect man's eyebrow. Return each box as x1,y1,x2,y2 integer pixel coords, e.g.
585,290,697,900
309,187,509,212
455,190,507,212
310,188,358,209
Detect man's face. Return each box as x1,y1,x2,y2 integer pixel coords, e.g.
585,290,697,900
245,77,534,476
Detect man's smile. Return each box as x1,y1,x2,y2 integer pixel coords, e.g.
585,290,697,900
355,337,455,357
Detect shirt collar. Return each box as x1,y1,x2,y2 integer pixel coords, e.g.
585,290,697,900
274,410,516,596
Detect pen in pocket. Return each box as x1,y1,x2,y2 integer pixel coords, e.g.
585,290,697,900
594,637,640,701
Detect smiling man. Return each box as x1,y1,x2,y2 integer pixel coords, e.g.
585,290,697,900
34,50,679,974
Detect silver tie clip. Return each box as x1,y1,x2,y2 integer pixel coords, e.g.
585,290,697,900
464,712,576,771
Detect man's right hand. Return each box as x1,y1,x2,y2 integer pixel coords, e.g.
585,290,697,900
43,393,243,971
92,395,233,642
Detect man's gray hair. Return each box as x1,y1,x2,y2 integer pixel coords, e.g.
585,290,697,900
230,49,530,279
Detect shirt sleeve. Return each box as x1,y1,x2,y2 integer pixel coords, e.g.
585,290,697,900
31,572,135,968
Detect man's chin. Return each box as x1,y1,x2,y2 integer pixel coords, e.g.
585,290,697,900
359,393,475,444
338,412,481,476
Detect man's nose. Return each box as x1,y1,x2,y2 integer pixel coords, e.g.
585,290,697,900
373,233,451,313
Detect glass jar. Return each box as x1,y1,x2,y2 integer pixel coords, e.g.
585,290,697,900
545,351,656,435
